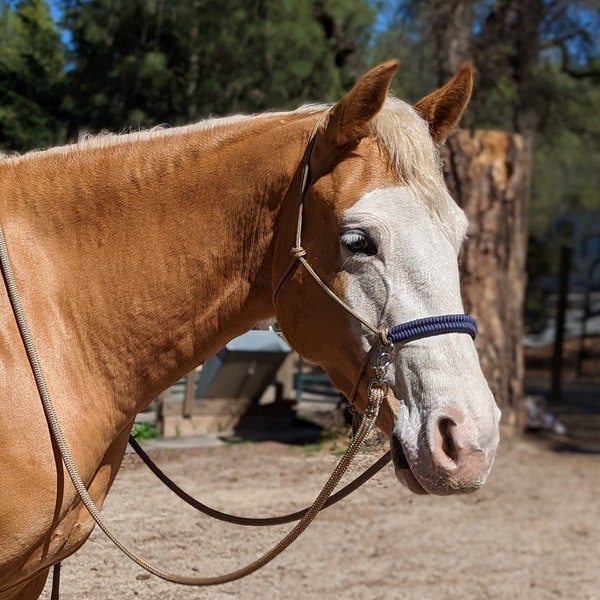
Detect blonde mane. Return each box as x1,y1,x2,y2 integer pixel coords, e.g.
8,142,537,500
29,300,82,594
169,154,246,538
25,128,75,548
0,105,324,165
3,97,441,187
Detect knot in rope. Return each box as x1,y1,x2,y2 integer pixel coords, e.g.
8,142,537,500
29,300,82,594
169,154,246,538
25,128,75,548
290,246,307,259
378,327,390,348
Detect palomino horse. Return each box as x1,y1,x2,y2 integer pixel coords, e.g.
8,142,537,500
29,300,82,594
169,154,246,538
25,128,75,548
0,61,500,599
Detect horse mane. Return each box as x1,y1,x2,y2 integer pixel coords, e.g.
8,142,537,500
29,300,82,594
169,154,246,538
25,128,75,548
0,105,329,166
1,96,456,232
2,97,439,182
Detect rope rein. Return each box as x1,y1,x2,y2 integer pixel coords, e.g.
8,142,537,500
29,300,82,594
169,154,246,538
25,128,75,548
124,345,391,530
128,435,391,527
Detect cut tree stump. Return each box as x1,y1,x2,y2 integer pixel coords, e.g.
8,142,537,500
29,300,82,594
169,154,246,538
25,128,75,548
442,129,529,432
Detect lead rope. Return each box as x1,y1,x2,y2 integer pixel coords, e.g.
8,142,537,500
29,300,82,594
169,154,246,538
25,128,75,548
0,223,390,591
128,436,391,526
127,343,391,528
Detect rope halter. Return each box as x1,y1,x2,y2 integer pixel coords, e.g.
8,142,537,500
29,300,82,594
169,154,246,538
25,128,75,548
273,109,477,365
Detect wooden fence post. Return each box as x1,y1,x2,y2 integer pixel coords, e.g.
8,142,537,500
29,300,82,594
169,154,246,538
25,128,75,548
551,246,572,401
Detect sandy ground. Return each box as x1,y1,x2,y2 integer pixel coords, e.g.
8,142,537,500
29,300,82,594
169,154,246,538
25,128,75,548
39,429,599,600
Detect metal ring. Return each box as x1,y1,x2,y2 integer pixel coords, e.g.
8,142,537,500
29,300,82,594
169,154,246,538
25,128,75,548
377,351,393,370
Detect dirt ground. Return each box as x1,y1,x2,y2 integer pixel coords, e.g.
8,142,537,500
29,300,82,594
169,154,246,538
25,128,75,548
40,426,599,600
39,338,600,600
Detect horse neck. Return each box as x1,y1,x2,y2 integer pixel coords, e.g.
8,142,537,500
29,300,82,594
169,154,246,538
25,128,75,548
2,113,314,406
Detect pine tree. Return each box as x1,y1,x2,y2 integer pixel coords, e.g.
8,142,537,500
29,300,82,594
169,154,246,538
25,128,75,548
62,0,377,135
0,0,66,152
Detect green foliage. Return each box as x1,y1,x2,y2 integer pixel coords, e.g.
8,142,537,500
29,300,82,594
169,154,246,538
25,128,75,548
0,0,66,152
61,0,377,135
369,21,436,103
530,61,600,237
532,130,600,238
131,421,160,441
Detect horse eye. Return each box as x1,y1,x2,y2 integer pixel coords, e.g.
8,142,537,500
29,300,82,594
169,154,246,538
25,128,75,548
340,230,377,256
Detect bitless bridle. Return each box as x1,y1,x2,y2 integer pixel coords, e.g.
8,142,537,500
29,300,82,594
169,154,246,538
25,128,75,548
0,108,477,596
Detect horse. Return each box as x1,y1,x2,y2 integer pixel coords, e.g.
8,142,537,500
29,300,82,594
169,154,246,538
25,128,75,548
0,60,500,599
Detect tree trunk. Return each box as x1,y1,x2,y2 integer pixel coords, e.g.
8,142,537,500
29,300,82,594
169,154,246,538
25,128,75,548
184,0,203,122
429,0,475,83
442,129,529,432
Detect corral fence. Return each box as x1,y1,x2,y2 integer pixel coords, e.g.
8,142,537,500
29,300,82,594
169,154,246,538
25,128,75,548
137,329,341,437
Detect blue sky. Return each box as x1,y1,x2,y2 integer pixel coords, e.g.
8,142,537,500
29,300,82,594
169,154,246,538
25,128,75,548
46,0,72,46
47,0,61,21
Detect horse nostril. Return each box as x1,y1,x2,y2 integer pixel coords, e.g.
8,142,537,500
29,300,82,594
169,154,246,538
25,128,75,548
438,417,458,464
430,414,495,491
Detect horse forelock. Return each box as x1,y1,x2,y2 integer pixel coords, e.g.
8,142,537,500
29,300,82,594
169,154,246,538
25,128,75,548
371,96,466,243
373,97,441,181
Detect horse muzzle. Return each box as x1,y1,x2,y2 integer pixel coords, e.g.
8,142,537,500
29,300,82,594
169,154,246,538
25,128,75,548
391,405,500,496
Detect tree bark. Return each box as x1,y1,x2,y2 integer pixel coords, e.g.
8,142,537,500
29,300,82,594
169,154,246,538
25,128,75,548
428,0,475,84
442,129,529,431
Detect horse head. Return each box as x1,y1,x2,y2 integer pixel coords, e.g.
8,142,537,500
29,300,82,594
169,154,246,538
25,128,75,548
273,61,501,495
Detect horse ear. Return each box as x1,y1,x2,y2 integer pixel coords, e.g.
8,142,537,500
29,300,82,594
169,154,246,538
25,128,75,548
414,62,474,144
325,60,400,146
